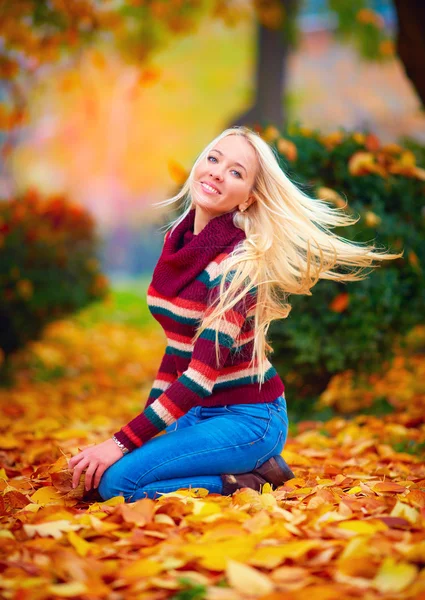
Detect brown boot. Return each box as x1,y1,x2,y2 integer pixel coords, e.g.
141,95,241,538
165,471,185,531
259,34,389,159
221,472,267,495
253,455,295,488
220,455,295,496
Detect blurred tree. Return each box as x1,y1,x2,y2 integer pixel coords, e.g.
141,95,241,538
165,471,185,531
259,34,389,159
230,0,300,128
392,0,425,107
0,0,421,156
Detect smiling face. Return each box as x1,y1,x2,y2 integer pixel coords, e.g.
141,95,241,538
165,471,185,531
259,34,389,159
191,134,259,217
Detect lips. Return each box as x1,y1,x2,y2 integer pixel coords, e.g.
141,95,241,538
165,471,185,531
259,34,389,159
201,181,221,194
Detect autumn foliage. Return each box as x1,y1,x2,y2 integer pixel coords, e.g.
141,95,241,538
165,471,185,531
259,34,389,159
0,189,109,383
0,315,424,598
254,125,425,411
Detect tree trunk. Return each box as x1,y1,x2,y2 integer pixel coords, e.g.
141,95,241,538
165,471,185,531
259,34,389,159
393,0,425,108
227,0,297,129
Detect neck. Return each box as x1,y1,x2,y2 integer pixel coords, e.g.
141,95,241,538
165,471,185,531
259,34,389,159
193,205,232,235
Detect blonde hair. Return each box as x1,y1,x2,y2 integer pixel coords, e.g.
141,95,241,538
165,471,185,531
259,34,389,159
153,126,404,388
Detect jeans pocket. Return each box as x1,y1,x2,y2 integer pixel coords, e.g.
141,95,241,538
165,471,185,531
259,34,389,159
254,429,284,469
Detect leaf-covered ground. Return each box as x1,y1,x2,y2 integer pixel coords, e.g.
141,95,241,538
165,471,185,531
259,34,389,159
1,317,425,599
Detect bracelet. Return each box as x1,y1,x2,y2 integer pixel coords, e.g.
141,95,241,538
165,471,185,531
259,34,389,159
112,435,130,455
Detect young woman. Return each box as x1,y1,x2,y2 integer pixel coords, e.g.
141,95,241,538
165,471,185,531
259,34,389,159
69,126,402,501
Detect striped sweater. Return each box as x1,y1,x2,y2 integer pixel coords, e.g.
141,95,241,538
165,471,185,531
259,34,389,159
113,207,285,451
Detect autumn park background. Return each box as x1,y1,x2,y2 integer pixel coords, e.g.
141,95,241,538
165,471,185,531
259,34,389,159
1,1,425,598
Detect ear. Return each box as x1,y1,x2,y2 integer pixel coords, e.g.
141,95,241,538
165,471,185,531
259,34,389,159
247,195,256,208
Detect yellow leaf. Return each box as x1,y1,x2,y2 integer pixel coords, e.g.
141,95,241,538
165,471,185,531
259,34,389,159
364,211,382,228
226,559,274,595
260,494,277,511
249,540,322,567
0,529,15,539
53,428,91,440
31,486,64,505
337,536,376,577
259,493,278,510
47,582,88,597
390,500,419,524
337,519,387,535
191,500,222,517
346,486,363,495
87,514,121,533
263,126,280,142
261,482,273,494
373,557,418,593
232,487,263,509
122,558,164,579
67,530,93,557
0,467,8,480
276,138,298,161
101,495,125,506
281,450,310,466
404,541,425,562
154,513,175,525
0,435,19,449
23,519,84,540
156,488,209,500
161,558,187,570
20,503,42,513
339,535,372,561
6,576,46,589
181,539,256,571
399,150,416,167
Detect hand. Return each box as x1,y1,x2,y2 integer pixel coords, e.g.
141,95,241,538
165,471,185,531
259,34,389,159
68,438,126,492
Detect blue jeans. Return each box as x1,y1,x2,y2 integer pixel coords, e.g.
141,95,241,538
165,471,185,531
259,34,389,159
98,395,288,502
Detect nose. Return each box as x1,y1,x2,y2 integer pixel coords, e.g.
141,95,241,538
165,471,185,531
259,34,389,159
210,166,224,181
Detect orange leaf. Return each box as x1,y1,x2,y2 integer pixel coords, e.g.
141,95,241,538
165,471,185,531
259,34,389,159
329,292,349,313
373,482,407,493
168,159,188,185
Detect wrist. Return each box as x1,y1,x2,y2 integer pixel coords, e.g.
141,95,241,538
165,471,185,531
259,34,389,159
111,435,130,455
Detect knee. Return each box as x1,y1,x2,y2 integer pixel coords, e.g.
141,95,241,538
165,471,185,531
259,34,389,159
98,465,132,502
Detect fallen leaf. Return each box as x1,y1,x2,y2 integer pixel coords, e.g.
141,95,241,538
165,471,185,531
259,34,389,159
372,557,418,593
226,559,274,595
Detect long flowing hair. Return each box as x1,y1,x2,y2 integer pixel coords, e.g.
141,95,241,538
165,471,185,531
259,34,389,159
152,126,404,387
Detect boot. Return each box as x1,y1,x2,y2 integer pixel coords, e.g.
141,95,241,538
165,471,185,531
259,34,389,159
253,455,295,488
221,455,295,496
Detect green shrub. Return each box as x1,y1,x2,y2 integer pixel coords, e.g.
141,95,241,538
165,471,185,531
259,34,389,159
0,189,109,385
258,124,425,405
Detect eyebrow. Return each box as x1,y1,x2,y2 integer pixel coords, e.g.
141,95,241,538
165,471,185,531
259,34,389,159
210,149,248,175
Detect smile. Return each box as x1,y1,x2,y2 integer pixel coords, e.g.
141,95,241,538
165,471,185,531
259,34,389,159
201,182,221,194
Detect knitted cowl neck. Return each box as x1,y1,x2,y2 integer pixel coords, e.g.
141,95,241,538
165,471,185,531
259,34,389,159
151,207,246,297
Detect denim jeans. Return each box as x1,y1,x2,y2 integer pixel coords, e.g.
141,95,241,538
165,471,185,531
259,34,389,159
98,394,288,502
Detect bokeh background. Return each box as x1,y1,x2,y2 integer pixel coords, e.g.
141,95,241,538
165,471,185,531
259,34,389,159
2,4,425,596
2,1,424,273
1,0,424,421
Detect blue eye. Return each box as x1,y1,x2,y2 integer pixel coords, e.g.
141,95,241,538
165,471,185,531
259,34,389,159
208,156,242,178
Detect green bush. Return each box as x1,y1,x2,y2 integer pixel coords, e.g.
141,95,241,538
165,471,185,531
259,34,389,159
0,189,110,385
258,124,425,407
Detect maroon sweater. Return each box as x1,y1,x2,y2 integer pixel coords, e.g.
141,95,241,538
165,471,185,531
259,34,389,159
113,208,285,451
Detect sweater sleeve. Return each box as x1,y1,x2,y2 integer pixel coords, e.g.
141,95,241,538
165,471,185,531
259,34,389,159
113,267,256,451
142,230,179,411
144,350,178,410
